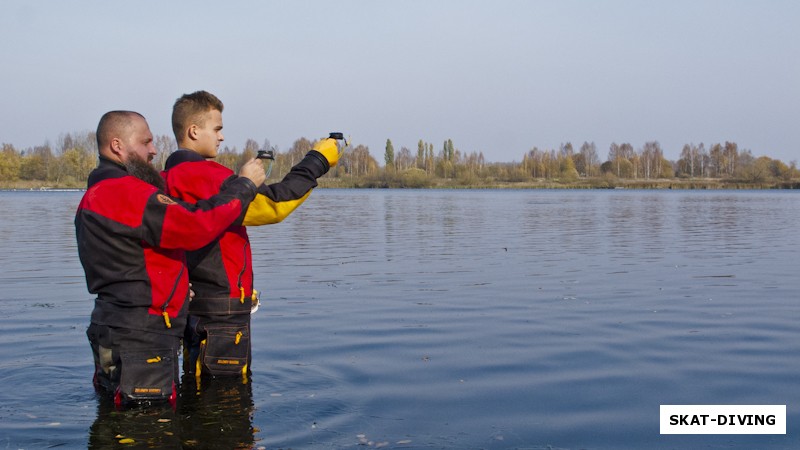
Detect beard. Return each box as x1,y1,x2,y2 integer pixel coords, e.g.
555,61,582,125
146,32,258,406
125,154,166,191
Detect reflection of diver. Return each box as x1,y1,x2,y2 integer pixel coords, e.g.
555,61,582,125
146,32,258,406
88,396,180,449
89,376,255,449
179,374,256,449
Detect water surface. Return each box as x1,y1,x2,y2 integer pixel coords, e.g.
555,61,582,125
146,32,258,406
0,189,797,449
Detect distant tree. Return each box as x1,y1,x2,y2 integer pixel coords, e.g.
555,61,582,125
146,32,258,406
385,139,395,170
0,143,22,181
636,141,663,179
216,146,239,172
60,147,95,182
234,139,259,172
708,143,724,177
287,137,312,168
769,158,792,181
463,150,484,177
559,142,574,160
20,145,53,181
600,156,633,178
577,141,599,177
608,142,633,177
737,153,769,182
417,140,425,169
724,141,738,177
426,143,434,175
153,134,176,170
445,139,455,161
559,152,579,181
678,143,707,178
396,146,413,171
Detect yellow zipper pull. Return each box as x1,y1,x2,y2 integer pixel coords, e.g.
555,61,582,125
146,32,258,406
162,311,172,328
235,331,243,345
239,286,245,304
146,356,162,364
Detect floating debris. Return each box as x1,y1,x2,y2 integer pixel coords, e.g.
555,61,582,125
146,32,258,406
356,434,396,447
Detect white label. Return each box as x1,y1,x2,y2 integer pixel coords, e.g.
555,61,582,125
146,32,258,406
660,405,786,434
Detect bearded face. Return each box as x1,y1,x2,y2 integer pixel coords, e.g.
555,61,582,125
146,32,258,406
125,153,166,191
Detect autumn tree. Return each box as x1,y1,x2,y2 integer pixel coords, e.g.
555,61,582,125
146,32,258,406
0,144,22,181
20,144,53,181
216,146,240,172
724,141,739,177
576,141,599,177
417,140,425,169
639,141,663,179
153,134,176,170
608,143,635,177
396,146,413,171
337,144,378,177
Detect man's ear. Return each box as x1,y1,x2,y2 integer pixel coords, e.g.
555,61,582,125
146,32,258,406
187,124,198,141
109,137,124,157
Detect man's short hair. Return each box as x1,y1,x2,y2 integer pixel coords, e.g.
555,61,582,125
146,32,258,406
172,90,224,139
96,111,144,150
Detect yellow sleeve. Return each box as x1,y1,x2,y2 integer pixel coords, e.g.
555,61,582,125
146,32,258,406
241,190,312,226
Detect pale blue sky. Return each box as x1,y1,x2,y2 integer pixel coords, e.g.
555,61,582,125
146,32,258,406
2,0,798,163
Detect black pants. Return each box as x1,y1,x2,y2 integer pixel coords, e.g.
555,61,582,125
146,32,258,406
87,323,180,406
183,313,252,378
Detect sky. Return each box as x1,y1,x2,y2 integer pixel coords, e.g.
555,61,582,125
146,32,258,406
1,0,798,164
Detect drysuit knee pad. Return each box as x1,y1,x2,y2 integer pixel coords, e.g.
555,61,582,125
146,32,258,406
117,348,178,404
199,324,251,377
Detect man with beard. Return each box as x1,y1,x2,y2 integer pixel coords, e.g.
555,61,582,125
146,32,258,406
75,110,266,407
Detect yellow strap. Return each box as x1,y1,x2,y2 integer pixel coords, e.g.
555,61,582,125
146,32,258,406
162,311,171,328
146,356,162,364
196,340,206,381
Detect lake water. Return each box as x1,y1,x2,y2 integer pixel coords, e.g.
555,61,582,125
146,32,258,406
0,189,797,449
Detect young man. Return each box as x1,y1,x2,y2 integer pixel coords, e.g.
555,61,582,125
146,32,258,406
76,111,266,407
162,91,339,379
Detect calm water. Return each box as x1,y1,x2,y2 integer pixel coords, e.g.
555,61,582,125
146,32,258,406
0,189,798,449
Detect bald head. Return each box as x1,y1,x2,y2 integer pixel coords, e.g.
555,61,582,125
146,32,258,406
96,111,156,164
96,111,145,150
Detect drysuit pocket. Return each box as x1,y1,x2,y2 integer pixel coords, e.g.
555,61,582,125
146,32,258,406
118,348,178,402
200,325,250,376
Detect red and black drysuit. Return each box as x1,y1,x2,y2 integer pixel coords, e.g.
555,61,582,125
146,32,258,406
76,156,257,405
162,149,329,378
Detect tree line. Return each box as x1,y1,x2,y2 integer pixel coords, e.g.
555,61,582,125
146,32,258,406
1,130,797,189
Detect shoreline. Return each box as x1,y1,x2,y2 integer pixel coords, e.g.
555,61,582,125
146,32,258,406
2,178,798,191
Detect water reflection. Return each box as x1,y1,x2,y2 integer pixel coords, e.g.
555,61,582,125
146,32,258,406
179,376,255,449
88,399,180,449
88,376,255,449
